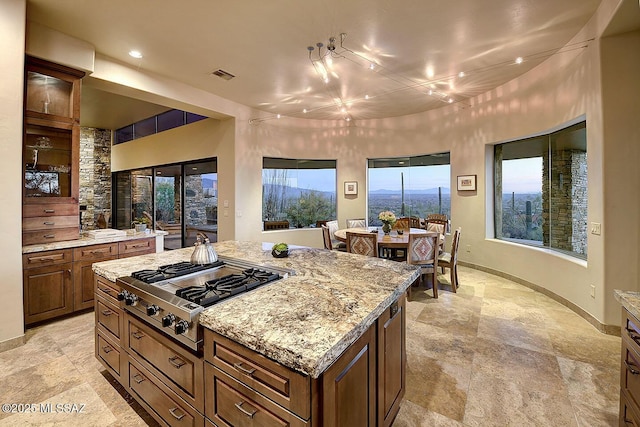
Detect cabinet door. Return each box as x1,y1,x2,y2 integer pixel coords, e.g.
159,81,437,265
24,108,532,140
23,262,73,325
322,324,376,427
377,294,406,427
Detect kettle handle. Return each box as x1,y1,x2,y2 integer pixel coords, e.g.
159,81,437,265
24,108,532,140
197,232,209,242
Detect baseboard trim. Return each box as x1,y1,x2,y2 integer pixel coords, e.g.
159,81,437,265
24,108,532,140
0,334,25,353
458,261,620,337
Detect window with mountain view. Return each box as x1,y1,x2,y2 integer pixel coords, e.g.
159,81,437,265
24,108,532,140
494,120,587,258
367,153,451,225
262,158,336,229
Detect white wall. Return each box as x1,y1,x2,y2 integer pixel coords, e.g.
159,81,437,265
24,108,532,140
0,0,26,346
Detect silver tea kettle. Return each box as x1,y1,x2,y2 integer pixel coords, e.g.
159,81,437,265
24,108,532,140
191,232,218,265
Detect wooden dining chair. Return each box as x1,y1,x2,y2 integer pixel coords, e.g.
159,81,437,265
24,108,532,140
393,217,410,230
438,227,461,292
321,225,333,250
346,232,378,257
425,213,449,233
326,220,347,251
407,232,442,298
408,216,421,228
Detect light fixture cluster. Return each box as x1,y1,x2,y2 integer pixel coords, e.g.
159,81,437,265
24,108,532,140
249,36,593,125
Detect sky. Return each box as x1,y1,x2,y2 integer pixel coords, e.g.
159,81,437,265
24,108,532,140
266,158,543,194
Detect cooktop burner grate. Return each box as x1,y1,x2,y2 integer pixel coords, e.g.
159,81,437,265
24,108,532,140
131,260,224,283
175,267,281,307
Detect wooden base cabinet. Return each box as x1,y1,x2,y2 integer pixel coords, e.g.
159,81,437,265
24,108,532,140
203,293,406,427
622,308,640,426
24,237,154,326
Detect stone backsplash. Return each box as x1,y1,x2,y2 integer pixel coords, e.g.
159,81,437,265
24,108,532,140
79,127,112,230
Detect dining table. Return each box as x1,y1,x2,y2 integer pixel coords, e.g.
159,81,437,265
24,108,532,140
334,227,441,259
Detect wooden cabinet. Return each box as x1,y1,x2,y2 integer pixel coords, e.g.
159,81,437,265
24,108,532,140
202,293,406,427
377,294,406,427
24,237,154,326
73,243,118,310
22,57,85,245
22,249,74,325
622,309,640,426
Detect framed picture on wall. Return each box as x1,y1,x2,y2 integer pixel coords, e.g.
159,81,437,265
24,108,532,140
344,181,358,195
457,175,477,191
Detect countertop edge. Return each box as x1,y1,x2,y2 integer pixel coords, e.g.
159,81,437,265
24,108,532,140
23,231,165,254
615,289,640,320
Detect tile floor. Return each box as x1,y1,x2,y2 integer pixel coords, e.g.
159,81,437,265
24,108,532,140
0,266,621,426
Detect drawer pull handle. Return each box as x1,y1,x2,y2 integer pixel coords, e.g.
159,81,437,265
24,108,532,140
133,374,146,384
233,362,256,376
44,209,55,213
131,331,145,340
128,243,147,249
168,356,186,369
44,234,55,239
101,309,112,316
625,360,640,375
234,401,257,418
102,346,112,354
43,221,55,226
169,407,186,420
98,287,113,295
29,253,63,263
89,249,110,254
624,416,634,425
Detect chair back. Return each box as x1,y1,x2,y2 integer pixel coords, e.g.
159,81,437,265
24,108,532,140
393,217,410,230
407,233,441,269
346,218,366,228
425,213,449,233
346,232,378,257
408,216,421,228
450,227,462,263
321,225,333,250
325,219,340,245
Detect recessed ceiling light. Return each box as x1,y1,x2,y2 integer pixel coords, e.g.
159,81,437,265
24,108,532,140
303,109,308,113
129,50,143,59
458,71,465,78
515,56,524,64
276,114,281,119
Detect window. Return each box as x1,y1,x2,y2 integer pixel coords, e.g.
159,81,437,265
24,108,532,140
368,153,451,225
112,158,217,250
262,158,336,229
494,120,587,257
114,109,207,145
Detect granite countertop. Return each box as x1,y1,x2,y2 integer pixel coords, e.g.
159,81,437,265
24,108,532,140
615,290,640,320
23,230,166,254
92,240,420,378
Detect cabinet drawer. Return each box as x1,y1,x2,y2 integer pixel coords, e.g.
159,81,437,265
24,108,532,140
97,298,122,341
23,215,78,231
74,243,118,261
23,203,79,218
205,364,308,427
126,315,204,412
119,238,155,256
97,330,122,377
129,361,203,427
23,227,79,246
622,336,640,413
23,249,73,268
204,329,310,420
621,388,640,427
94,275,121,305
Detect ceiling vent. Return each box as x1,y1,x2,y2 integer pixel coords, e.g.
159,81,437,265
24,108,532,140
211,69,235,80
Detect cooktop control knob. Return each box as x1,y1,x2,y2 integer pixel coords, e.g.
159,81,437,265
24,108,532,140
117,290,128,301
146,304,160,316
124,293,138,306
174,320,190,335
162,313,176,327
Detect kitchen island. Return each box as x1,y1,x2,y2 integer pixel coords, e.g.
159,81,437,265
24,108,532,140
93,240,420,426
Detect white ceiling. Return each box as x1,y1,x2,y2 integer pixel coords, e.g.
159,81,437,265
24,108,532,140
24,0,636,129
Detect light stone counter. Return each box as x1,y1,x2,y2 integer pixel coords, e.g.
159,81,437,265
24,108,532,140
23,230,167,254
615,290,640,321
92,240,420,378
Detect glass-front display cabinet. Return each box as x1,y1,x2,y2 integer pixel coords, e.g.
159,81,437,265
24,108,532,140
22,56,85,245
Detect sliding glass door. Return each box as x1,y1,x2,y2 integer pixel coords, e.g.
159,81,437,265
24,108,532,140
155,164,183,250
